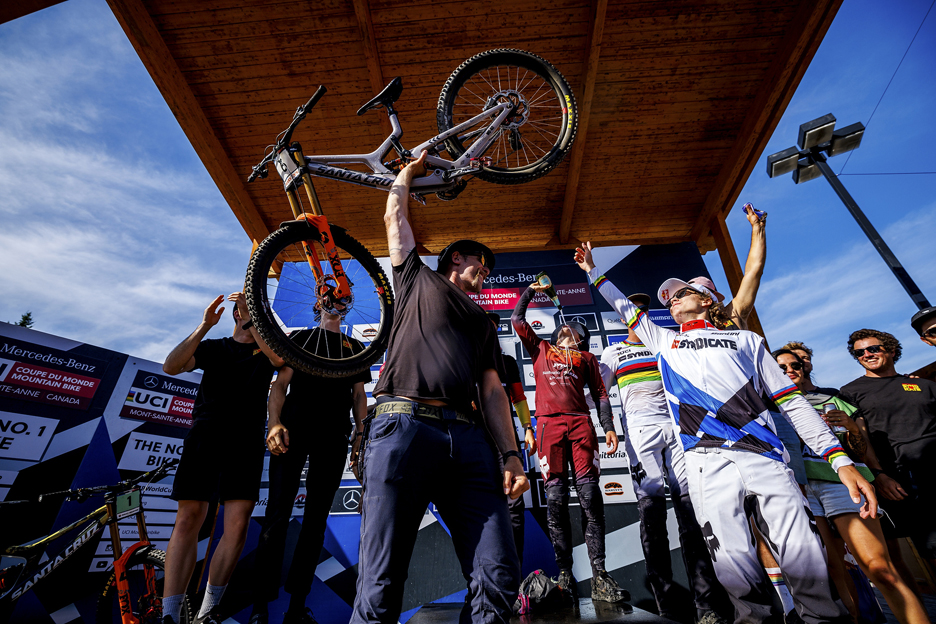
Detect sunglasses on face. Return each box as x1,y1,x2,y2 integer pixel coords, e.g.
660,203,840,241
853,344,885,358
463,253,486,267
665,287,697,309
923,327,936,339
778,362,803,372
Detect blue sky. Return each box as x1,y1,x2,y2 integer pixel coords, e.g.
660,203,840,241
0,0,933,387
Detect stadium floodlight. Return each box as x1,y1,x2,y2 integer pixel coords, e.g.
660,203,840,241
792,158,822,184
797,113,836,149
766,146,800,178
765,115,930,310
828,122,865,157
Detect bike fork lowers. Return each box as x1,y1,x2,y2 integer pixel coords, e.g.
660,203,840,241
106,492,156,624
283,143,352,301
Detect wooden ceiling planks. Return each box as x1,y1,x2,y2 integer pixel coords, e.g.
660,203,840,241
106,0,841,256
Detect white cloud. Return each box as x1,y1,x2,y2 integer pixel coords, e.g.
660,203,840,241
0,0,251,362
755,202,936,388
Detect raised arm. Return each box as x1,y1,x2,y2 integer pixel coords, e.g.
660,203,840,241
163,295,225,375
479,368,530,500
575,241,674,354
726,209,766,327
230,292,284,368
511,285,543,356
384,151,427,266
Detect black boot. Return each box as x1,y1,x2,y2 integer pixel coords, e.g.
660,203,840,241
591,570,630,603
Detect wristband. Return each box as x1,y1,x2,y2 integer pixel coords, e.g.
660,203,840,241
870,467,883,477
502,450,522,464
524,425,534,431
242,319,254,330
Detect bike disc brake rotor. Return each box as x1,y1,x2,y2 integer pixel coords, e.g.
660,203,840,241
315,274,354,318
492,90,530,129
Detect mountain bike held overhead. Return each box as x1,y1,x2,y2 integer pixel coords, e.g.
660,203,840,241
244,49,578,378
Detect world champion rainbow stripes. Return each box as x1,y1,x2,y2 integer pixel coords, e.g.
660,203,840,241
770,384,801,407
614,357,662,388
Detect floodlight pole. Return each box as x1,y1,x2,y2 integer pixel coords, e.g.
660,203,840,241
809,152,931,309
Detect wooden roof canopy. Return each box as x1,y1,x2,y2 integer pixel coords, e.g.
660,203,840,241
105,0,841,259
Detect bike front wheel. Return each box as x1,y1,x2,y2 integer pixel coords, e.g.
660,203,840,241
245,221,394,378
436,49,578,185
96,548,192,624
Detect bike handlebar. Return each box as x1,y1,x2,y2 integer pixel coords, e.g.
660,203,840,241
35,459,179,503
247,86,327,183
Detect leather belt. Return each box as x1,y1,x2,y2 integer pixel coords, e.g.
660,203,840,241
374,400,473,423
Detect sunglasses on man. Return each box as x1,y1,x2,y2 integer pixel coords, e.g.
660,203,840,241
463,253,487,267
852,344,886,358
923,327,936,339
665,287,698,309
778,362,803,372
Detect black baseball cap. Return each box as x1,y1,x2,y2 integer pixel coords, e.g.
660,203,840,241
436,239,495,273
911,306,936,335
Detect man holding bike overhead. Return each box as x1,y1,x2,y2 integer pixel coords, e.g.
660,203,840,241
161,293,283,624
352,151,528,624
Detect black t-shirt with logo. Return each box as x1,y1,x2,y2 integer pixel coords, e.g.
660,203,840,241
372,250,503,414
191,337,276,432
840,374,936,476
281,328,371,436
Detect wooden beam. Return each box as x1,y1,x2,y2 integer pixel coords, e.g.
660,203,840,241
688,0,842,241
710,215,765,338
558,0,607,244
105,0,270,245
0,0,66,25
352,0,392,137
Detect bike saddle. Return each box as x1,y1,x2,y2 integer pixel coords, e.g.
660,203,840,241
357,77,403,115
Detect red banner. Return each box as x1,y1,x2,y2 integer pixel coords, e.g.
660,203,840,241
0,361,101,410
468,283,593,311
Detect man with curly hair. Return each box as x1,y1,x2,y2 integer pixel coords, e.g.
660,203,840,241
841,329,936,567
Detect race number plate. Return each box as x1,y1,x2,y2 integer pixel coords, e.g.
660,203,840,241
115,489,142,520
274,149,303,189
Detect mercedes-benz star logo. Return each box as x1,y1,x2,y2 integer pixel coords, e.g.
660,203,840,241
342,489,361,511
144,376,159,389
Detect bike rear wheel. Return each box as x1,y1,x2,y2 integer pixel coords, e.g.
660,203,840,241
96,548,192,624
245,221,393,378
436,49,578,185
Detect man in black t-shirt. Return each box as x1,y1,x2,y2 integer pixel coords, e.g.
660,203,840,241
250,306,370,624
351,151,529,624
162,293,283,624
841,328,936,564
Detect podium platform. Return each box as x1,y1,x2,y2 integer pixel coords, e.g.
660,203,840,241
408,599,675,624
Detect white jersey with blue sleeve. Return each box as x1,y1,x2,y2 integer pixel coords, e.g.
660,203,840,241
588,268,853,472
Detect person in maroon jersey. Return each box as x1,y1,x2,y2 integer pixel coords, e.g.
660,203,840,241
511,281,627,603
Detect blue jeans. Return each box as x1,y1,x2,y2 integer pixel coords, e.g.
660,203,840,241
351,406,520,624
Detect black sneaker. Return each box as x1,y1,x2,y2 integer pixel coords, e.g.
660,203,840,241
193,610,223,624
591,570,629,603
283,608,319,624
556,569,578,599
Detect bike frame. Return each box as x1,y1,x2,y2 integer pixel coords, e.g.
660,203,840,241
268,101,513,302
2,487,155,624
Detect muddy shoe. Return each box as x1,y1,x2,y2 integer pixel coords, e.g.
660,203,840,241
591,570,630,603
556,569,578,599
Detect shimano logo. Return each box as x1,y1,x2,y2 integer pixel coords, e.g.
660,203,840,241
671,337,738,351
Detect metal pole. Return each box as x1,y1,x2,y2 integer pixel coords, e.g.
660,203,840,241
812,153,931,310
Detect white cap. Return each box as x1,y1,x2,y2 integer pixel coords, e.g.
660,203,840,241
657,278,715,306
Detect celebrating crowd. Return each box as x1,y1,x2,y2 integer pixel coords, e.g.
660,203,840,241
159,153,935,624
